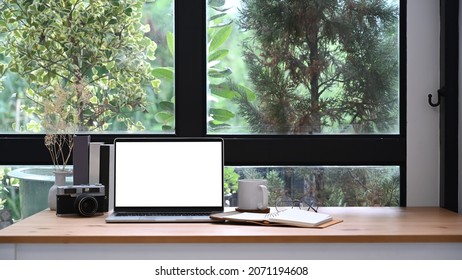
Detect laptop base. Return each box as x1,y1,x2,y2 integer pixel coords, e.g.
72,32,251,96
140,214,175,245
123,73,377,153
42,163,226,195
105,212,218,223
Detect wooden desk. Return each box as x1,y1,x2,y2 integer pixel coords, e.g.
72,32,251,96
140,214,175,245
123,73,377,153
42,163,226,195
1,207,462,259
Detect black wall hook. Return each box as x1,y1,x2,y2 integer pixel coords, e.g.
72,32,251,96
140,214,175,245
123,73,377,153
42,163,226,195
428,87,446,107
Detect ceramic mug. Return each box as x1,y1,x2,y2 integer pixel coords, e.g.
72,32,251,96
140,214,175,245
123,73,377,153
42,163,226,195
237,179,269,210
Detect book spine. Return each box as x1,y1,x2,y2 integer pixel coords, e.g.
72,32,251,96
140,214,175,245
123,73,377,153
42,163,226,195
99,144,114,212
89,142,103,185
73,135,90,185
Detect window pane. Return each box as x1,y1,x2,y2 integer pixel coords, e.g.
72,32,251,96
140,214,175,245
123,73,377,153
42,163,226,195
207,0,400,134
224,166,400,207
1,165,68,222
0,0,174,133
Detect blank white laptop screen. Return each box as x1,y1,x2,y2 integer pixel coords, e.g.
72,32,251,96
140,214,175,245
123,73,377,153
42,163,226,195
115,140,223,208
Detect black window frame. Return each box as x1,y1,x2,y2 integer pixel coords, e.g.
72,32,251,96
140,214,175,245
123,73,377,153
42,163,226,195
439,0,459,212
0,0,407,206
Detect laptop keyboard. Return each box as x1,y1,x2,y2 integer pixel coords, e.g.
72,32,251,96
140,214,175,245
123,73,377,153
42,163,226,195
116,212,211,217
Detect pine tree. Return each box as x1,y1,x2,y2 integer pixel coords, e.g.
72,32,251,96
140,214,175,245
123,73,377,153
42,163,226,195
235,0,399,134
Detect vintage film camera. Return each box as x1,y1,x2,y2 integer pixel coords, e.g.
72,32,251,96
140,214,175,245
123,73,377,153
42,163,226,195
56,184,106,217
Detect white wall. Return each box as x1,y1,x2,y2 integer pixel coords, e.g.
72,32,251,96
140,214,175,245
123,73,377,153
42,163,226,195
407,0,440,206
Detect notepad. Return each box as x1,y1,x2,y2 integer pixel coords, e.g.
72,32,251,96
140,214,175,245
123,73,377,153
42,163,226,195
220,208,333,227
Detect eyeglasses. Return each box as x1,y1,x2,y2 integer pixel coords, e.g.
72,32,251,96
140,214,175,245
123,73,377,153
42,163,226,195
275,194,319,212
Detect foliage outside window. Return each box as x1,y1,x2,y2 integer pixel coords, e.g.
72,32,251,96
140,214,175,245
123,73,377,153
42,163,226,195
224,166,400,207
0,0,174,133
0,167,20,221
207,0,399,134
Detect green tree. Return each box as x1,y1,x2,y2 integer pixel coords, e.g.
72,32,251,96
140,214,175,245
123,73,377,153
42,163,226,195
207,0,237,131
235,0,399,134
0,0,160,132
144,0,175,131
323,167,399,206
224,167,240,195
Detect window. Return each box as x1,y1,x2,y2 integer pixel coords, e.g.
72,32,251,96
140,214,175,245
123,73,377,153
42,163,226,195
0,0,406,222
0,0,175,221
206,0,405,206
204,0,405,206
207,0,400,135
0,0,174,133
224,166,400,207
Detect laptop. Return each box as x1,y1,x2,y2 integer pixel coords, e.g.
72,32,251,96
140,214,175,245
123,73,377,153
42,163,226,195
105,137,224,223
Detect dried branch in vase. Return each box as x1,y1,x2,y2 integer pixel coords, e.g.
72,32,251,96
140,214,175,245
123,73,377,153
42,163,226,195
41,83,86,171
44,134,74,171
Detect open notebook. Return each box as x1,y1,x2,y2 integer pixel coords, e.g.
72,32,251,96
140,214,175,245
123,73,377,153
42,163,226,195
211,208,340,228
105,137,224,223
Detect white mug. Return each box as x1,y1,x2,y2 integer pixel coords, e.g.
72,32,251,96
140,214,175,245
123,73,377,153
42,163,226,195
237,179,269,210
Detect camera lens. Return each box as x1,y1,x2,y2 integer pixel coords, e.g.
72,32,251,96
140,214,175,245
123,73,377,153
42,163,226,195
75,194,98,217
